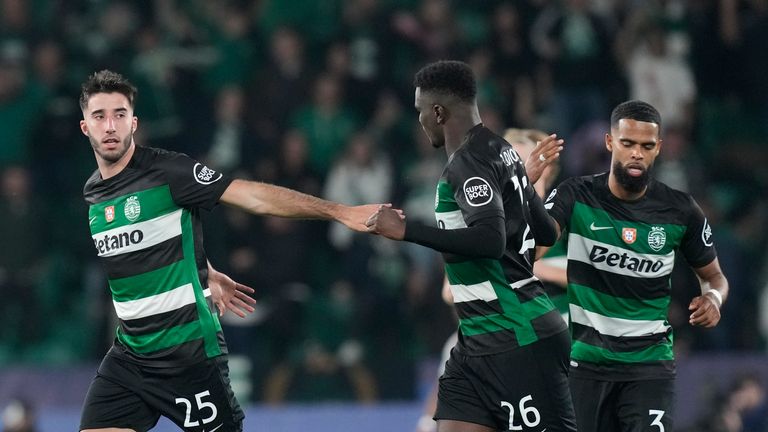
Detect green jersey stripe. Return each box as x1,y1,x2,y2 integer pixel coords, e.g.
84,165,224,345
179,210,222,358
568,233,675,278
569,283,669,321
117,320,204,354
569,304,670,337
110,259,189,301
460,295,555,344
570,202,686,255
93,209,183,257
113,283,195,320
435,181,459,213
89,185,176,233
571,340,674,364
445,259,505,286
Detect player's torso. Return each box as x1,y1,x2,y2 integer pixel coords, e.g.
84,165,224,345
435,126,566,355
562,175,689,379
84,148,224,366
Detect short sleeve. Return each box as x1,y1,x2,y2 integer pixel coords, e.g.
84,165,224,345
545,178,578,231
157,152,234,210
680,196,717,268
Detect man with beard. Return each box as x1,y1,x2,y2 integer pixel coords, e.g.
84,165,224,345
77,70,383,432
366,60,577,432
541,100,730,432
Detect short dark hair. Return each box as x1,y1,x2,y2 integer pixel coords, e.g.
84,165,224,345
413,60,477,102
79,70,137,111
610,100,661,130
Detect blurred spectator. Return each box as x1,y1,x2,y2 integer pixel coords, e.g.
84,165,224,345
1,398,37,432
685,374,766,432
616,9,696,131
292,73,361,177
531,0,616,137
0,166,47,354
249,26,310,145
0,56,46,166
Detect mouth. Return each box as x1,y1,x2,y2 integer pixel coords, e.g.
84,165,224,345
102,137,120,149
625,163,645,177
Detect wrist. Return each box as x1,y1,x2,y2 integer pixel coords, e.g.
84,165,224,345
705,289,723,309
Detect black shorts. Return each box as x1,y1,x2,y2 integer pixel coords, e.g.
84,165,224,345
570,376,674,432
435,330,576,431
80,354,244,432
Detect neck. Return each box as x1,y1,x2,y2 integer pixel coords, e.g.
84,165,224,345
608,171,647,201
98,142,136,180
443,106,482,156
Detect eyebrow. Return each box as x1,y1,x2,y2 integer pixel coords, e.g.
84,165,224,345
90,107,128,115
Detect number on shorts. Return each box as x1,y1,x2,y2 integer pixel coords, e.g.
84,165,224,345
649,409,665,432
175,390,219,427
501,395,541,431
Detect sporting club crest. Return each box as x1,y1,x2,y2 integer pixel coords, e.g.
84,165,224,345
647,226,666,251
124,196,141,222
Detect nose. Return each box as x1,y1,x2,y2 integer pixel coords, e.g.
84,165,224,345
106,117,116,133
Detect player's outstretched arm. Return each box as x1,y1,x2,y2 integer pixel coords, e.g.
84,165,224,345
220,179,389,232
688,257,729,328
207,261,257,318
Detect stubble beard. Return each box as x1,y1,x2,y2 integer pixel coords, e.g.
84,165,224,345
89,131,133,163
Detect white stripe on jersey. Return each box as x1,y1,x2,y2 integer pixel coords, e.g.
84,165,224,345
450,281,497,303
567,233,675,278
113,283,195,320
436,209,468,230
570,304,670,337
93,209,183,257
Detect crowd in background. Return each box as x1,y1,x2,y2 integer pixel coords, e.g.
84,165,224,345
1,0,768,406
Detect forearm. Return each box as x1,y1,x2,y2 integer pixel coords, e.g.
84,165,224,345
404,217,505,258
221,179,345,220
528,193,557,246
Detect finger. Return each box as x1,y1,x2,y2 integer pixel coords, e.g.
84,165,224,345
236,283,255,294
234,299,255,313
237,292,257,304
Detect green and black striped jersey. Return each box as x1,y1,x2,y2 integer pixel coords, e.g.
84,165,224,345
84,145,233,366
436,125,567,356
546,173,717,380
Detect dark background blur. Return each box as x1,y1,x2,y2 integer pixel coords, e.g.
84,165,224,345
1,0,767,430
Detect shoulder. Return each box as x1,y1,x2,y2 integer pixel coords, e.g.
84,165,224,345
648,179,699,209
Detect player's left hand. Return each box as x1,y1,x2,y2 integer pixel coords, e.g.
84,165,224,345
208,269,256,318
688,293,721,328
365,205,407,240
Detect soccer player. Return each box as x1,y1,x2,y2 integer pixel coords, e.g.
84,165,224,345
78,70,385,432
542,100,729,432
367,60,577,432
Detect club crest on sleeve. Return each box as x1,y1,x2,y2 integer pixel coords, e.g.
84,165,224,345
105,205,115,223
622,227,637,244
647,226,666,251
463,177,493,207
193,163,223,185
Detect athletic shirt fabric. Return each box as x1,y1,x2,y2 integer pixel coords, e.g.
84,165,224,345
546,173,717,380
84,145,233,367
435,124,567,356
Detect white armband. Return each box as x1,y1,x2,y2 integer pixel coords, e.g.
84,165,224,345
706,289,723,308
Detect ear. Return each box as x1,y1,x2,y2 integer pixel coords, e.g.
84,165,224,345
132,116,138,133
80,119,89,136
433,104,446,125
605,133,612,152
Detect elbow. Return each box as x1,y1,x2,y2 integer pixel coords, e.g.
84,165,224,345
536,229,557,247
485,236,507,259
